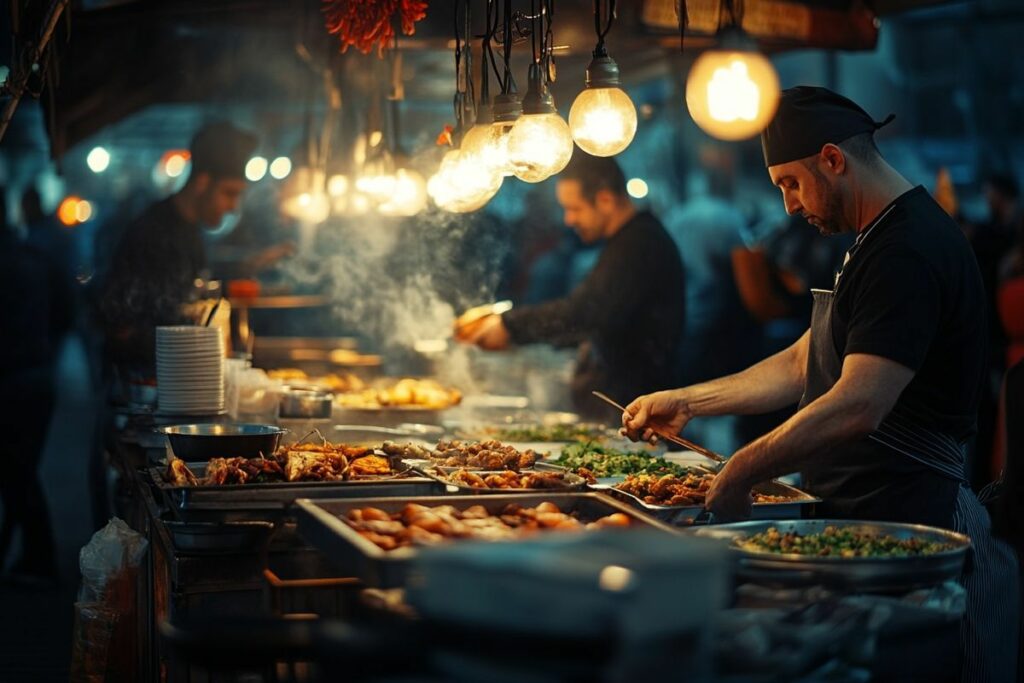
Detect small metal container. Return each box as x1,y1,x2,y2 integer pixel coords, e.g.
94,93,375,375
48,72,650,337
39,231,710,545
280,388,334,419
158,423,287,460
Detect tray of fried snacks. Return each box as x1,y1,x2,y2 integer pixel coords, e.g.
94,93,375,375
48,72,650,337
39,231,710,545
294,492,678,587
414,464,590,494
598,471,818,526
153,443,441,510
333,378,461,411
690,519,971,591
381,439,538,471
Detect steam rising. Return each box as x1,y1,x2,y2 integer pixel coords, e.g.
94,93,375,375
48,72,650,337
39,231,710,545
281,207,511,382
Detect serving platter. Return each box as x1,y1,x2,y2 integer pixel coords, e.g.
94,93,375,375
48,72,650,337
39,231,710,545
294,492,678,587
593,478,819,526
414,464,590,494
149,461,442,511
689,519,971,591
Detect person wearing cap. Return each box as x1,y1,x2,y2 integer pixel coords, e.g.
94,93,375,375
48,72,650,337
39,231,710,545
622,86,1018,681
98,121,271,374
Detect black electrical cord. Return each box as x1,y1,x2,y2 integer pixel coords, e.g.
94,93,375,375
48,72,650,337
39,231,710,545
543,0,554,83
464,0,475,122
484,0,505,92
502,0,515,94
531,0,539,65
679,0,689,54
593,0,616,57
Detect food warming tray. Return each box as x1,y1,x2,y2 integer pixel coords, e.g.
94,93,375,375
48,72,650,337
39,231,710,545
294,492,679,588
690,519,971,592
149,462,444,511
596,476,819,526
413,465,590,494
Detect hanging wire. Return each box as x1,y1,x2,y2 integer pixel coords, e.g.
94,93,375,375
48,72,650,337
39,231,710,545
451,0,467,131
501,0,517,93
593,0,617,57
484,0,505,91
463,0,476,124
543,0,555,83
530,0,539,65
678,0,689,53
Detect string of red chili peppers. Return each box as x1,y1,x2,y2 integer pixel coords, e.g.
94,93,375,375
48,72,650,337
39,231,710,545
322,0,428,56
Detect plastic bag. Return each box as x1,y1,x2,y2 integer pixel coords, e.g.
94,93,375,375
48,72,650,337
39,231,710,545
78,517,148,604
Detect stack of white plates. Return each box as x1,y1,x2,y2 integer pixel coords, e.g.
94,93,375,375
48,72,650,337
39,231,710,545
156,326,225,415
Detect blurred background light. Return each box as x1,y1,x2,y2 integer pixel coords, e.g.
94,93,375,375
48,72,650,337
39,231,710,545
245,156,268,181
269,156,292,180
626,177,649,199
86,146,110,173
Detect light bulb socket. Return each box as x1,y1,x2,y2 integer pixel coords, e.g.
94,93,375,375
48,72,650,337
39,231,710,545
475,100,495,126
585,55,622,89
492,92,523,123
716,26,757,52
521,63,557,115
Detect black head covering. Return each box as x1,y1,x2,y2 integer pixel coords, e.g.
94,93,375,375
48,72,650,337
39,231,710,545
761,86,894,167
189,121,259,179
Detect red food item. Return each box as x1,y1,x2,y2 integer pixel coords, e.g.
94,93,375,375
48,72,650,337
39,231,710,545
323,0,428,56
227,279,261,299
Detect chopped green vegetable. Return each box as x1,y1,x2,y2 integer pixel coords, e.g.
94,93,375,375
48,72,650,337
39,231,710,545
738,525,956,558
553,442,696,477
489,424,608,443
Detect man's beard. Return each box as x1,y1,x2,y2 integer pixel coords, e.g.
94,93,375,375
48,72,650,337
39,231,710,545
808,187,847,236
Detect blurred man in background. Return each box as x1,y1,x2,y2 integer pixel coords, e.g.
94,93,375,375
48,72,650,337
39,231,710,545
97,121,258,375
455,151,685,418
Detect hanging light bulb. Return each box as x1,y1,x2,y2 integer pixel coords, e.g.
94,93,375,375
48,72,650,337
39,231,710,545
569,85,636,157
379,168,428,216
685,29,780,141
356,148,398,204
569,0,637,157
428,148,501,213
507,65,574,183
462,94,519,178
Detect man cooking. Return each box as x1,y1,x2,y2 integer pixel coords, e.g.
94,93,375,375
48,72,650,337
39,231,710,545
98,121,290,374
454,151,685,417
621,86,1018,681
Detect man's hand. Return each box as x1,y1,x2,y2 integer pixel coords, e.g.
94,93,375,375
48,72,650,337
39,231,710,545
453,313,510,350
704,462,753,521
620,390,692,444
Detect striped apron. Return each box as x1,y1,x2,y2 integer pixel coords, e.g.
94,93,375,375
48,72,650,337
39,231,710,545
800,286,1019,682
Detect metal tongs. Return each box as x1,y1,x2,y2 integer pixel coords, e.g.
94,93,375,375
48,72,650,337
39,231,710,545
591,390,728,471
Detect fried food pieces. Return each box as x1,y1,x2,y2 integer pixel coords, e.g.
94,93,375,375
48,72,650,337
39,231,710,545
164,441,400,486
440,468,577,490
616,473,793,506
381,439,537,470
346,501,633,551
334,378,461,410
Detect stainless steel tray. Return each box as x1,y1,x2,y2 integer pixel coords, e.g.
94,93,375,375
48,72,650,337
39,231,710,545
690,519,971,592
594,478,819,526
294,492,679,588
149,463,443,510
414,465,590,494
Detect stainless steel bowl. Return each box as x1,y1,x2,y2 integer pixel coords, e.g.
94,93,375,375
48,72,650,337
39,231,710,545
279,388,333,419
158,423,287,460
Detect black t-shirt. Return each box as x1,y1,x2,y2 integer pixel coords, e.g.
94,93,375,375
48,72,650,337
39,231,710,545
831,186,987,442
98,197,206,372
503,211,686,412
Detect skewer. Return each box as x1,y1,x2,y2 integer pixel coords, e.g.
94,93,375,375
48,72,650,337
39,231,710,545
590,390,728,467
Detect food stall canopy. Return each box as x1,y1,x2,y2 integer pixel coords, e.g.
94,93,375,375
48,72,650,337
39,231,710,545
0,0,965,159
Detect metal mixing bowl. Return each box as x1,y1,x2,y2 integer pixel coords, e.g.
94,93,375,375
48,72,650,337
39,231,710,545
158,424,287,460
279,388,333,419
